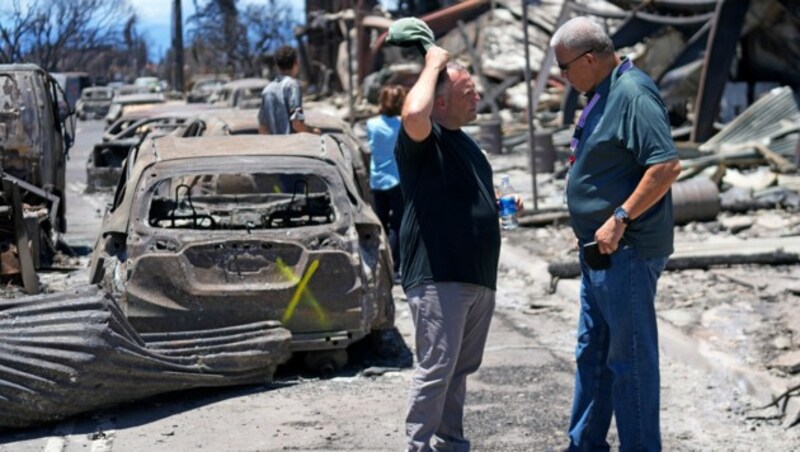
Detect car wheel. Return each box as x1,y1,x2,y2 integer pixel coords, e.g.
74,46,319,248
303,349,347,375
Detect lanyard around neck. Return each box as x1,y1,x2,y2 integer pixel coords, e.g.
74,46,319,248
568,59,634,164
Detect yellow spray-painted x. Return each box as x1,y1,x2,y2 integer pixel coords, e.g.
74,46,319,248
276,257,329,328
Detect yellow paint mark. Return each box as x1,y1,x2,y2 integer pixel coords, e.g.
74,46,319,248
277,258,329,327
272,184,282,193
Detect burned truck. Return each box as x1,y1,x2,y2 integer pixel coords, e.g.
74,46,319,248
0,64,72,293
89,134,395,372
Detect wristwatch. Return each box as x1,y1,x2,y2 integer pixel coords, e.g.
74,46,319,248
613,206,631,225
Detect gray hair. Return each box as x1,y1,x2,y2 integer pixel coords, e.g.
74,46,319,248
550,17,614,55
435,63,469,97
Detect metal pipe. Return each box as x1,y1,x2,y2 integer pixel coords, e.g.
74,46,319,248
521,0,538,211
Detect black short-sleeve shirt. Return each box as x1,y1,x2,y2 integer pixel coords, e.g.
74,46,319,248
395,122,501,291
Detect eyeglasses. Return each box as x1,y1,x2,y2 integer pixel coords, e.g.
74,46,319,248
557,49,593,71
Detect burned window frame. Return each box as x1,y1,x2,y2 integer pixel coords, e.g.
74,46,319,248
132,156,353,234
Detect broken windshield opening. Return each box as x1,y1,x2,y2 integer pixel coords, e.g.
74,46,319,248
147,172,335,230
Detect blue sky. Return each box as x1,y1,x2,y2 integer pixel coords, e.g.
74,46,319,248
130,0,397,60
129,0,304,60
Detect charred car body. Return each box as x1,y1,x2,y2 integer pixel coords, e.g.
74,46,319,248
187,77,230,103
0,64,72,293
75,86,114,120
209,78,268,109
105,85,165,124
0,132,394,428
86,114,191,191
90,134,394,367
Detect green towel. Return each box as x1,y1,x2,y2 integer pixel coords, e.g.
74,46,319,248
386,17,435,55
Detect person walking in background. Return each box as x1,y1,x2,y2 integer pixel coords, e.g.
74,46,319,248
258,45,319,135
396,44,500,452
367,85,407,282
551,17,681,451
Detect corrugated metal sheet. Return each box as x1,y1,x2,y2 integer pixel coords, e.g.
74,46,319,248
0,285,292,429
699,86,800,157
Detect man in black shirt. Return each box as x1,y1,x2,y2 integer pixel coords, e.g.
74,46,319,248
396,45,501,452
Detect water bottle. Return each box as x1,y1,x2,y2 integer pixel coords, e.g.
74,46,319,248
498,175,519,230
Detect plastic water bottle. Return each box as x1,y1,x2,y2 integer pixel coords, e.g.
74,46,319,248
498,175,519,230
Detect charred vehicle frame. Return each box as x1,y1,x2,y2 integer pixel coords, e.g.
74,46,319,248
90,134,395,369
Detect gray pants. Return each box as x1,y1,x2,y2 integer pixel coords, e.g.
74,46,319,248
405,282,495,452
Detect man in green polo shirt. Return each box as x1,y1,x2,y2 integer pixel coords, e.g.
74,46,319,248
552,17,681,451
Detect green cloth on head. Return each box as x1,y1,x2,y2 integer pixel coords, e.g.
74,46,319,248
386,17,435,54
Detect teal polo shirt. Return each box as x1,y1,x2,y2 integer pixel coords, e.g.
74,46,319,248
566,58,678,258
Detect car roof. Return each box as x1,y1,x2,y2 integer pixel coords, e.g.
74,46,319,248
139,134,331,165
190,108,258,134
221,78,268,90
0,64,47,75
304,110,349,134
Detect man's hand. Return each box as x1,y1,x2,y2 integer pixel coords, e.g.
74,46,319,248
594,159,681,254
594,216,625,254
514,195,524,213
425,46,451,70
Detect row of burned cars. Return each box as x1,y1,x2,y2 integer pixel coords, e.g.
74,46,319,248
0,101,397,428
76,77,266,124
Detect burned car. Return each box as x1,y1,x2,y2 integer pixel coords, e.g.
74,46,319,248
0,64,71,293
87,103,215,191
105,85,165,124
175,108,262,137
75,86,113,120
209,78,268,109
86,115,192,191
90,134,395,371
187,77,229,103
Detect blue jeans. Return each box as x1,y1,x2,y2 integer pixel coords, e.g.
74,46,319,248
568,246,668,452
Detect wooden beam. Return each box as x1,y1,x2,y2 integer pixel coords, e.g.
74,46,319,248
4,180,39,294
691,0,751,143
656,21,710,83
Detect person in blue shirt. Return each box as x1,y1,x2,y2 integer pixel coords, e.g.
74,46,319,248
551,17,682,451
367,85,407,279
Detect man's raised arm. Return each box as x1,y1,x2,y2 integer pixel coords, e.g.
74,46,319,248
401,46,450,143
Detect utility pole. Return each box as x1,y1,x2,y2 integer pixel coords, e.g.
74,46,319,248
172,0,185,92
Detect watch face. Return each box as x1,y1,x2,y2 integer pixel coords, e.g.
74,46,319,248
614,207,629,223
